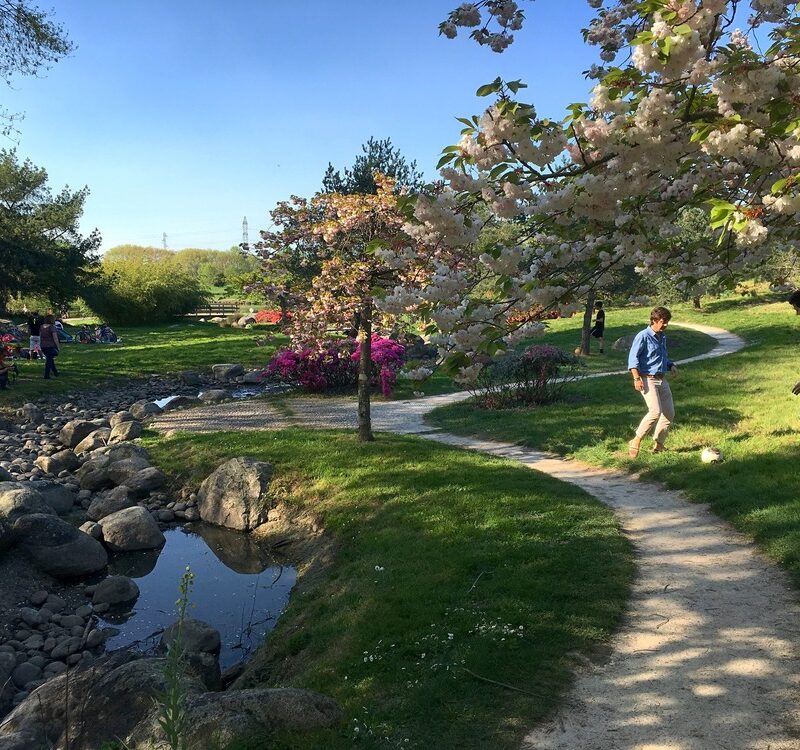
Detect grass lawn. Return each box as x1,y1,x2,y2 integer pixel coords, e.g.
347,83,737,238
146,429,633,749
428,295,800,585
0,321,286,409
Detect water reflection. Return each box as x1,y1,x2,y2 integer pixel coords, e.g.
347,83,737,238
103,525,296,668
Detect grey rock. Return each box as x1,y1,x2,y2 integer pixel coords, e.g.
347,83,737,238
129,400,162,420
86,486,136,521
107,456,152,485
179,371,203,386
79,521,103,539
18,405,44,426
13,514,108,578
109,420,143,443
85,630,104,649
11,662,41,690
0,466,12,482
99,506,165,551
29,591,48,606
242,370,265,384
129,687,343,749
49,637,82,660
92,575,139,606
211,363,244,381
29,480,76,514
76,456,112,491
17,609,41,628
121,467,166,496
196,456,274,531
74,428,112,455
0,483,54,522
109,410,136,428
33,449,80,476
198,389,230,403
58,420,97,449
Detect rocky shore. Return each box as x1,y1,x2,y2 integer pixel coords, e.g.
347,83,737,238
0,369,341,748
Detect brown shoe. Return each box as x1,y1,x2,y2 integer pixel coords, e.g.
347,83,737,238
628,440,640,458
652,443,665,453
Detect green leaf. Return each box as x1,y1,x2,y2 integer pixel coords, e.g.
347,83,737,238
436,153,456,169
476,77,502,97
631,31,655,46
771,177,789,195
456,117,474,128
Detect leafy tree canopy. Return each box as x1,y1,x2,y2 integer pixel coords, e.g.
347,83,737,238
322,136,425,195
0,148,99,311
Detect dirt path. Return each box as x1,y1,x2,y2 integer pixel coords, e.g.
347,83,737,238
152,322,800,748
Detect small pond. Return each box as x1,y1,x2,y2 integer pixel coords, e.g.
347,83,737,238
101,524,296,669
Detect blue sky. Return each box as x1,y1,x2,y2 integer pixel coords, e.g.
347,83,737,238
6,1,598,252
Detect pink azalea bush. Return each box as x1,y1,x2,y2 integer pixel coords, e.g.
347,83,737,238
266,335,406,396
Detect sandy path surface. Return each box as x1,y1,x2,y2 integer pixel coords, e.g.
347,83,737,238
152,322,800,749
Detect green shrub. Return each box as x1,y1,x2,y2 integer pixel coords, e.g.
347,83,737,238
84,256,207,325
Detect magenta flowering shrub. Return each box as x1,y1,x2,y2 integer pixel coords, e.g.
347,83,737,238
473,344,584,408
351,335,406,397
266,335,406,395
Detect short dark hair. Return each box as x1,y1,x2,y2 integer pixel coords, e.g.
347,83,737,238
789,290,800,308
594,300,603,308
43,314,54,324
650,306,672,323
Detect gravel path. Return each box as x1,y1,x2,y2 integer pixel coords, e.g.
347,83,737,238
152,322,800,748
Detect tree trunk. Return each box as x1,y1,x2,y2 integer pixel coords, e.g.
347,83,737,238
692,294,702,310
278,294,289,330
357,300,374,442
580,290,596,355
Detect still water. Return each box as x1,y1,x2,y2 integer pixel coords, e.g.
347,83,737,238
101,524,296,669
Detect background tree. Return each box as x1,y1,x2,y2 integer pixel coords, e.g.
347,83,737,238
322,136,425,195
0,148,99,312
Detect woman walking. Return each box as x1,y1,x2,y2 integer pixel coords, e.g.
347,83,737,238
39,315,60,379
627,306,678,456
590,300,605,354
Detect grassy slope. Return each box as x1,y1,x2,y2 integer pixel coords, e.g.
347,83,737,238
1,322,286,408
428,296,800,584
147,429,633,750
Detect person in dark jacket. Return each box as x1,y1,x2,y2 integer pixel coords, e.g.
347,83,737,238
39,315,60,379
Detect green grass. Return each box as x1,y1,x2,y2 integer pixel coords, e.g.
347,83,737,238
428,295,800,584
1,321,286,408
145,429,633,749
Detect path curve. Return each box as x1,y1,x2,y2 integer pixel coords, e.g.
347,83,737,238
152,323,800,748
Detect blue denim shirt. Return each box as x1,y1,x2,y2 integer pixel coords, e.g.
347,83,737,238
627,326,674,374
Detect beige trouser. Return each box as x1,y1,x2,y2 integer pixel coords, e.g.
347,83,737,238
635,376,674,445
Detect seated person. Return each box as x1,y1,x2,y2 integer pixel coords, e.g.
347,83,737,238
78,326,95,343
54,318,73,342
97,323,118,343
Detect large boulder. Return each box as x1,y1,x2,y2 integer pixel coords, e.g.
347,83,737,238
0,466,12,482
196,457,274,531
211,363,244,381
109,410,135,428
0,483,54,522
107,456,152,485
86,486,137,521
109,420,143,443
242,370,264,384
76,455,113,491
29,480,77,514
130,400,162,420
99,506,165,551
13,513,108,578
93,575,139,606
128,688,343,750
33,448,80,476
0,654,203,750
75,428,112,455
122,467,167,496
59,420,97,449
160,619,222,690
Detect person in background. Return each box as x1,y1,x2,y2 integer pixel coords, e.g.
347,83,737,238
54,317,73,343
590,300,606,354
27,311,41,358
0,349,12,389
627,306,679,456
790,290,800,396
39,314,60,379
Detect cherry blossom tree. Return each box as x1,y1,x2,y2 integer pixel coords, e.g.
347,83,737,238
387,0,800,382
258,175,438,441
